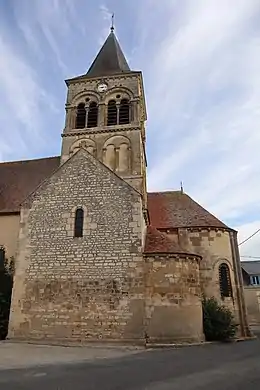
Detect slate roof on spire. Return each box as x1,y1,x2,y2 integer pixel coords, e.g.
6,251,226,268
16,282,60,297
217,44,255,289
86,30,131,77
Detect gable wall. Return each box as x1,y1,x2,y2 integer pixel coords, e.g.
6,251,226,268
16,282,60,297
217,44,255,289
8,150,145,343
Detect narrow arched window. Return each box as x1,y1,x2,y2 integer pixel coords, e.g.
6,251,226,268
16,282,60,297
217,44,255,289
219,263,232,298
119,99,130,124
107,100,117,126
74,208,84,237
87,101,98,128
75,103,86,129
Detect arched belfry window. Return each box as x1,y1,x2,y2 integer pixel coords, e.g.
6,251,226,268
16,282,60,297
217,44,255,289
74,208,84,238
76,103,86,129
87,101,98,128
107,100,117,126
119,99,130,124
219,263,232,298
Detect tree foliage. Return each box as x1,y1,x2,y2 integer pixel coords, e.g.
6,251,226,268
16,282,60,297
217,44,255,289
202,296,237,341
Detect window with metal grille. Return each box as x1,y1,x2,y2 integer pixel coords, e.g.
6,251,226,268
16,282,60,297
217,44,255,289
75,103,86,129
107,100,117,126
219,263,232,298
74,208,84,238
87,102,98,128
119,99,130,124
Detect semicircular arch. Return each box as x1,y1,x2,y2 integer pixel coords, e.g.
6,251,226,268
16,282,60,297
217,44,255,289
72,90,100,106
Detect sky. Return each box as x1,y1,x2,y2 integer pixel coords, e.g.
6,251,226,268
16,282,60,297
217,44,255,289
0,0,260,259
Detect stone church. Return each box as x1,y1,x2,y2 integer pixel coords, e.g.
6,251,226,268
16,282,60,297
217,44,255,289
0,28,249,344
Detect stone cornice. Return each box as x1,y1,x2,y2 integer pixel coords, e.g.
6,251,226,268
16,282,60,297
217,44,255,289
143,252,202,260
62,126,141,137
159,226,234,233
65,71,142,85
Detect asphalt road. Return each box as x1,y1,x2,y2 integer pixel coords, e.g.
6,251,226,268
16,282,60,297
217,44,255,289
0,338,260,390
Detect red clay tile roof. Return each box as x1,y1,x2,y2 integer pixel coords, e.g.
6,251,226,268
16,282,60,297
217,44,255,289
147,191,230,230
0,156,230,232
144,226,198,255
0,156,60,213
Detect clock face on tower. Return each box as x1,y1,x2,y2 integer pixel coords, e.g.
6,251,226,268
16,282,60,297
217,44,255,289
97,83,108,92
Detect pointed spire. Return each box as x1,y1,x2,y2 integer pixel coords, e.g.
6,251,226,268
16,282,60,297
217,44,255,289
86,26,131,78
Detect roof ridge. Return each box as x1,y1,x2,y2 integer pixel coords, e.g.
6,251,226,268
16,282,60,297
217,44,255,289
241,260,260,263
148,190,182,195
0,155,59,165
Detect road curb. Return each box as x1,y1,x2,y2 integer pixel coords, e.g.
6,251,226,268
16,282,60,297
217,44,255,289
146,336,257,349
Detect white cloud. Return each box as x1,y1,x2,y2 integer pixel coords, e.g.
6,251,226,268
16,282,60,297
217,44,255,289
13,0,77,74
0,36,44,132
99,4,113,45
135,0,259,230
130,0,260,255
0,32,57,160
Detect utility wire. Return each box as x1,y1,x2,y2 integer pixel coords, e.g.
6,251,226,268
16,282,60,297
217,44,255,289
238,228,260,246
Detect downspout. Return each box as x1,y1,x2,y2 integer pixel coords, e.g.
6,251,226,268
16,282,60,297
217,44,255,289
229,230,251,337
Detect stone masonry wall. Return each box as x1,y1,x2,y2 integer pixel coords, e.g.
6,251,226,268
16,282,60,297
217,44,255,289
61,128,143,194
8,149,145,343
61,73,146,197
167,229,240,320
144,254,204,343
244,287,260,326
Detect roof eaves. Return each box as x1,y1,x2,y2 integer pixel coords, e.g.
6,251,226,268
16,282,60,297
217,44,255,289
65,70,141,85
143,250,202,258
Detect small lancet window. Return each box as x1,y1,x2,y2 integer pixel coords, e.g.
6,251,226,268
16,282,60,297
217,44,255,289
76,103,86,129
74,208,84,238
107,100,117,126
119,99,130,124
219,263,232,298
87,101,98,128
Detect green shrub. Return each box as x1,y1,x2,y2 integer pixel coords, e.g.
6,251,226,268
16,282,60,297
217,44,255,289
202,296,237,341
0,292,11,339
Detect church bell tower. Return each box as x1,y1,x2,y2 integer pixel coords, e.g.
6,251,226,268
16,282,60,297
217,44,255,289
61,26,147,207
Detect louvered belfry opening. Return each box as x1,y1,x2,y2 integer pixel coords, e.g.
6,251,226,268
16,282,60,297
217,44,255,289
219,263,232,298
75,103,86,129
107,100,117,126
119,99,130,124
74,208,84,238
87,101,98,128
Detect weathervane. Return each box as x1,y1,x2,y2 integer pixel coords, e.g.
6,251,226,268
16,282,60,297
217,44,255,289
111,12,115,32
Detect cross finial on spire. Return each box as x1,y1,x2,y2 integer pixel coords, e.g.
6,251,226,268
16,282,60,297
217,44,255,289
111,13,115,32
